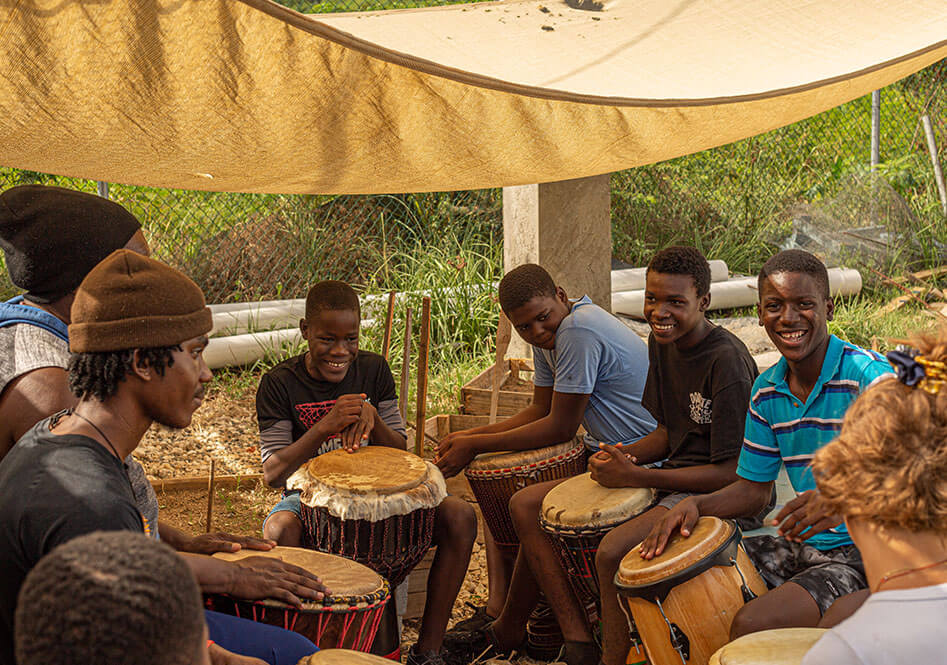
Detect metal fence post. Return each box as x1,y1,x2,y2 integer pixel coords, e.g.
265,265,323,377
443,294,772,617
96,181,110,199
921,114,947,218
870,90,881,171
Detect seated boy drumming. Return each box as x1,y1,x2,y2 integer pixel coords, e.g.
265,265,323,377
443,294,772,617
257,281,476,665
435,263,656,661
641,249,894,640
800,331,947,665
468,248,760,665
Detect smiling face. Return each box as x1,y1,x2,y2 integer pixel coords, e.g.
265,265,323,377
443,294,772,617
146,335,212,429
301,308,360,382
758,271,834,366
506,289,571,350
643,271,711,349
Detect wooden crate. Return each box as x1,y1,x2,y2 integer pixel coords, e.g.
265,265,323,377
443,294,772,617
460,358,534,416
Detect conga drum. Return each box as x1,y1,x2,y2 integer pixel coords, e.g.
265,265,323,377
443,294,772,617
299,649,392,664
540,472,655,601
464,438,587,554
206,547,390,652
287,446,446,588
615,517,768,665
709,629,827,665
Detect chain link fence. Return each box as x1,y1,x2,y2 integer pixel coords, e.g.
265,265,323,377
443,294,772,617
0,0,943,303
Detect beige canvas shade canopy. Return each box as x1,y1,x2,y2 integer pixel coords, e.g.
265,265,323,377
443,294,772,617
0,0,945,194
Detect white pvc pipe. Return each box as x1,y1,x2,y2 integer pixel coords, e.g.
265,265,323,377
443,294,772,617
612,268,863,318
211,303,306,336
611,260,729,292
204,328,302,369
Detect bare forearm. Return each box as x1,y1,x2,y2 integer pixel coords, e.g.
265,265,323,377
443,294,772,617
622,426,670,465
466,414,577,454
179,552,234,594
635,458,739,494
370,416,408,449
694,477,773,519
262,423,331,487
462,403,548,436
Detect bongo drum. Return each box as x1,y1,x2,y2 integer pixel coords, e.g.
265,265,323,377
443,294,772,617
207,547,390,652
464,438,586,553
708,629,826,665
287,446,446,588
540,472,655,601
299,649,393,664
615,517,768,665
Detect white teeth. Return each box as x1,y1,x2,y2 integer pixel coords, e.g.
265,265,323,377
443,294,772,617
652,323,675,331
779,331,806,340
327,361,347,368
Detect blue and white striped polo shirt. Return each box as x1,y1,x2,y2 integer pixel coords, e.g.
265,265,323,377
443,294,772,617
738,335,894,550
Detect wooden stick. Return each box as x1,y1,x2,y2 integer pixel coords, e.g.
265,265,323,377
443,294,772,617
414,297,431,457
399,307,413,423
205,458,216,534
867,265,947,321
150,474,262,492
381,291,397,361
407,420,441,446
489,313,512,424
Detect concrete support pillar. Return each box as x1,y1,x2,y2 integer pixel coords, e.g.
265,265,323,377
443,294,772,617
502,174,612,358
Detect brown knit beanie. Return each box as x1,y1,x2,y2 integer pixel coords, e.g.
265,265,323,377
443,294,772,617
69,250,213,353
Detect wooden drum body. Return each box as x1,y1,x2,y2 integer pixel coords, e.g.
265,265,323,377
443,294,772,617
465,438,586,553
300,648,394,664
616,517,768,665
540,472,654,601
207,547,390,652
287,447,447,588
709,628,827,665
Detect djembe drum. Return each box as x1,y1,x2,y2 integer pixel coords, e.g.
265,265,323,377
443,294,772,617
540,472,655,601
464,438,587,554
207,547,389,652
287,447,446,588
300,649,393,664
709,629,827,665
615,517,768,665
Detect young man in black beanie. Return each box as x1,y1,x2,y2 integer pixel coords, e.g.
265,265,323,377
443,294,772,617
0,184,272,555
0,250,328,665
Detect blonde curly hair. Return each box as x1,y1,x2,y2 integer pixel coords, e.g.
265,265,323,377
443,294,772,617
812,331,947,533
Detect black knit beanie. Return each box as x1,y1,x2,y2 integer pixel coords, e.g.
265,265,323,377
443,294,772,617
0,185,142,303
69,250,212,353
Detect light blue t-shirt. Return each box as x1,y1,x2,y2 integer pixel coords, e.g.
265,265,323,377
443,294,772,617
532,296,655,449
738,335,893,550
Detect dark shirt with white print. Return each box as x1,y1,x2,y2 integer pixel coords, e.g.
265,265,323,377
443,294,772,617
255,351,406,475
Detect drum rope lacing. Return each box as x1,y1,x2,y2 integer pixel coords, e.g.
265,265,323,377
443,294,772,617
464,445,585,479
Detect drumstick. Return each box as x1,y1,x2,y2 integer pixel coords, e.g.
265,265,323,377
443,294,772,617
205,458,216,534
489,312,512,425
381,290,397,361
399,307,413,423
414,297,431,457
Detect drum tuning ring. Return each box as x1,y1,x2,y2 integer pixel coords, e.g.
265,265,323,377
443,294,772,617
655,597,690,663
729,556,758,602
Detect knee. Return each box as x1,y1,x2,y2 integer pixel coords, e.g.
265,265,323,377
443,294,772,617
729,601,767,640
438,497,477,546
596,532,629,581
271,631,318,665
509,486,544,534
264,511,302,545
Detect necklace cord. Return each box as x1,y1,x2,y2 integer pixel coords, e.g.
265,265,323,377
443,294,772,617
875,557,947,592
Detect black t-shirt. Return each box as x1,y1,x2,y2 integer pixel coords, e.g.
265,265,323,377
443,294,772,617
642,326,758,470
0,418,143,665
256,351,402,461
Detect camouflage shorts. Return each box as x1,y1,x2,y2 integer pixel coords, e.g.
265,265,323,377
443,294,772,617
742,535,867,614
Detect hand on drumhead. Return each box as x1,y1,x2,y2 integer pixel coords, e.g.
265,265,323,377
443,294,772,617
341,401,375,452
588,443,639,487
229,556,330,607
434,432,476,478
208,643,268,665
321,394,367,435
180,532,277,555
772,489,842,543
639,497,700,559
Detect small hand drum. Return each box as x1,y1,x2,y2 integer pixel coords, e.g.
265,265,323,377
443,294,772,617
207,546,390,652
616,517,768,665
288,446,447,588
709,628,827,665
299,649,394,664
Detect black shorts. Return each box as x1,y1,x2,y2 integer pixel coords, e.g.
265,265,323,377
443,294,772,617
742,535,867,615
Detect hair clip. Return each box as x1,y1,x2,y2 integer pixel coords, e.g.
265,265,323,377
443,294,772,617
886,347,947,395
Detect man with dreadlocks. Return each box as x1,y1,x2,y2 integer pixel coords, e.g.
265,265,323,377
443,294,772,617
0,250,327,665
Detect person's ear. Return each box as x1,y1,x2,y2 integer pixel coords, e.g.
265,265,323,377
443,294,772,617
131,349,153,382
757,303,764,327
556,286,569,304
299,318,309,336
698,292,711,312
825,297,835,322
